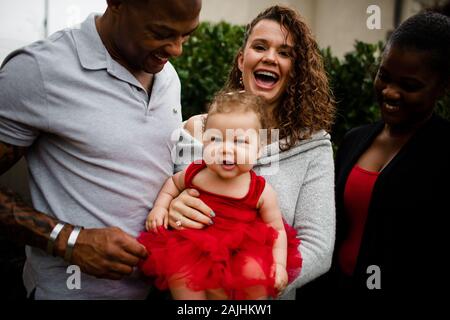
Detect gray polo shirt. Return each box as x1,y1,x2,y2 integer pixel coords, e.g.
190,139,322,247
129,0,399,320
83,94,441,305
0,14,182,299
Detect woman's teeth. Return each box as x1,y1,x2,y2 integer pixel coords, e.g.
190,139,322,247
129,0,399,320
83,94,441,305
385,103,400,111
254,71,279,80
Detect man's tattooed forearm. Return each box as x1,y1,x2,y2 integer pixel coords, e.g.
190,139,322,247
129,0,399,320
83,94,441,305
0,142,55,249
14,214,53,232
0,186,56,249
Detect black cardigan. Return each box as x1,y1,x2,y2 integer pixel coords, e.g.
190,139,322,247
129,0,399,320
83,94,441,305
332,114,450,292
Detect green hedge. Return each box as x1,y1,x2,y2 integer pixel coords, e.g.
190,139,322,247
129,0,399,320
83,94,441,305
172,22,450,145
171,22,245,119
323,41,383,145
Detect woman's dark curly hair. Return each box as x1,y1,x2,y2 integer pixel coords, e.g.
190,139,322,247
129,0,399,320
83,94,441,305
224,5,335,151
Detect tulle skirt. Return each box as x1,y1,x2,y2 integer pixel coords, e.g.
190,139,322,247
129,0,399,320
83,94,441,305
138,217,302,299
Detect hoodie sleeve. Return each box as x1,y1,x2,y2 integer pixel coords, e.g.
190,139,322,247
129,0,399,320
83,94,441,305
172,128,203,173
283,138,336,294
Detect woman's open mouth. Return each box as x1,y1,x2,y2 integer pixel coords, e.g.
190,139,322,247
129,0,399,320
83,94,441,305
254,70,279,89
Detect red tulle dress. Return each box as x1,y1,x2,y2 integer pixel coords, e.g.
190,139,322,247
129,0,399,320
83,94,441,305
138,161,302,299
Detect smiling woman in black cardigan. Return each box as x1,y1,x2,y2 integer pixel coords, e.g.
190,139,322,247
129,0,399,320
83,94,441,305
330,8,450,294
294,8,450,298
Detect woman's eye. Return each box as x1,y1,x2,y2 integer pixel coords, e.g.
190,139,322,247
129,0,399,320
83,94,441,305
235,138,247,144
253,45,266,51
279,51,291,58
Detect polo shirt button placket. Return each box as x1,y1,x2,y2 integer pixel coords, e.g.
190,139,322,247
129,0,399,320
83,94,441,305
144,101,151,116
135,87,150,116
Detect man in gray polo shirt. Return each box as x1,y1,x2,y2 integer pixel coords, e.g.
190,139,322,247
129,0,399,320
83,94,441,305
0,0,202,299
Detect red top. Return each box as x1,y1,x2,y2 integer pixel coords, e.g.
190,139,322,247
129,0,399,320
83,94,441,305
338,164,379,276
184,160,266,217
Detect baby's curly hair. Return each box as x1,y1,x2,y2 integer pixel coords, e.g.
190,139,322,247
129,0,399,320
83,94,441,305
225,5,335,150
204,91,269,131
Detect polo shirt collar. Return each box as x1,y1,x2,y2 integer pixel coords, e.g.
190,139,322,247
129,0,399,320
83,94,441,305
73,14,107,71
73,13,149,90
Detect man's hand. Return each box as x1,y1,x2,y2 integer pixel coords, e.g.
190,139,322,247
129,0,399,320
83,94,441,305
168,189,214,229
65,227,148,280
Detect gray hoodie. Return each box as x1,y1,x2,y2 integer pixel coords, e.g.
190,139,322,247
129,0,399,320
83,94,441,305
174,129,336,300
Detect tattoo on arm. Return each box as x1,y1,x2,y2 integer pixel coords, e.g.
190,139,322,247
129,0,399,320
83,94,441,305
0,141,64,251
0,186,58,250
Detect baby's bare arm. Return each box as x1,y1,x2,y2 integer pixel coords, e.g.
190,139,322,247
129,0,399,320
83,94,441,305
146,171,186,230
154,171,185,210
258,184,287,268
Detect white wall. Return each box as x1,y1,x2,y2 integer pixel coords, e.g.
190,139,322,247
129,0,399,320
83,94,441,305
0,0,106,63
313,0,395,57
201,0,421,57
46,0,106,35
200,0,316,26
0,0,45,63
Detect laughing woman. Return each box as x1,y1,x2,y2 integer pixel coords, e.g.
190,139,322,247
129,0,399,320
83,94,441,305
169,5,336,300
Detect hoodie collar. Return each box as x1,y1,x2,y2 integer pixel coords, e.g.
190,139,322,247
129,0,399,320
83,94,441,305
257,130,331,165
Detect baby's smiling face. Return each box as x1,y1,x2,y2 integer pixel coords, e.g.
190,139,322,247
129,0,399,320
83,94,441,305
202,111,261,179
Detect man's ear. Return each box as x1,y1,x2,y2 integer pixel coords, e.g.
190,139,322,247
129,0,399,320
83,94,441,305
107,0,123,11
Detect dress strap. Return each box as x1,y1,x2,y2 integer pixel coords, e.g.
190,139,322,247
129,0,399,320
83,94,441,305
247,171,266,207
184,160,207,188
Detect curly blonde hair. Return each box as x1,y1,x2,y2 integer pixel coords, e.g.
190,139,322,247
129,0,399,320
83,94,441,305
225,5,335,150
205,91,269,131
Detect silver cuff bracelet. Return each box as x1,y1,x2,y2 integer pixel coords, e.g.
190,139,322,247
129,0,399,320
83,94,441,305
64,226,84,263
46,222,66,256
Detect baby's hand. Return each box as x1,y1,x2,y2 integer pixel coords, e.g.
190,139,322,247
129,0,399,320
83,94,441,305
274,263,288,294
145,206,169,232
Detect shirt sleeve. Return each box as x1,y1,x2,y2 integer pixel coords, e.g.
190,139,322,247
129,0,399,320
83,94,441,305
0,49,49,147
